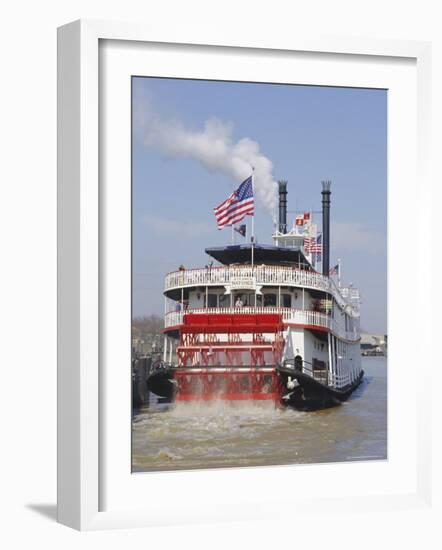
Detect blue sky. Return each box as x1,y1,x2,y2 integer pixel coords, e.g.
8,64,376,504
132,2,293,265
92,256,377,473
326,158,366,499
132,77,387,334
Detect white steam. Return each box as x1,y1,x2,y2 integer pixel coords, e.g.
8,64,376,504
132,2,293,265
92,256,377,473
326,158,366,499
135,93,277,214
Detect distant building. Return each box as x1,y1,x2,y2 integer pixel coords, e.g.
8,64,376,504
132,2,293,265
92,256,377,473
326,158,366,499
360,333,387,356
132,334,162,356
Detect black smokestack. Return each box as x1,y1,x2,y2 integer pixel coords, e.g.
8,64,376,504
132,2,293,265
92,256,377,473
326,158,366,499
321,180,331,276
278,180,287,233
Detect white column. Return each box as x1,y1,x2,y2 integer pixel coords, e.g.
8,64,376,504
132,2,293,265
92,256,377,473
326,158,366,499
337,339,341,385
341,341,344,383
335,338,339,385
163,335,168,362
328,332,332,381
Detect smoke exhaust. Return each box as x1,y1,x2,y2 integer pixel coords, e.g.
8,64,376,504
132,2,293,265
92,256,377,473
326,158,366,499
133,85,278,213
321,180,331,276
278,180,287,234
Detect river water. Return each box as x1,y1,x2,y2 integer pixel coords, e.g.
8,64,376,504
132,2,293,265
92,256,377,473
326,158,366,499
132,356,387,472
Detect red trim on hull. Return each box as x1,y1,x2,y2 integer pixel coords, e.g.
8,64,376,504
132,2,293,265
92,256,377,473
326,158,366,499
164,325,181,333
283,323,329,333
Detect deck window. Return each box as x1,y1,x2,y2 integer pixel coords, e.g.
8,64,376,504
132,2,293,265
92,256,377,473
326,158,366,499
204,293,218,308
219,294,230,307
264,293,277,307
243,293,262,306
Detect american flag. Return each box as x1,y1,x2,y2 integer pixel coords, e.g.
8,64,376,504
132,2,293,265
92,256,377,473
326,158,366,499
304,233,323,253
214,176,254,229
304,237,313,251
329,263,339,276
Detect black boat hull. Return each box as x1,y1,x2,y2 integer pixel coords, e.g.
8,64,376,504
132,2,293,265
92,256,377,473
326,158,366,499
146,368,176,400
277,366,364,411
146,364,364,411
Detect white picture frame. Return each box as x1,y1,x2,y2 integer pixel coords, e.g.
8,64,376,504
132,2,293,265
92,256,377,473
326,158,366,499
57,19,432,531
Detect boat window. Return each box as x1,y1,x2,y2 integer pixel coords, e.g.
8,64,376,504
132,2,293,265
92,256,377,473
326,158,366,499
282,293,291,308
219,294,230,307
204,293,218,308
264,293,277,307
243,293,261,306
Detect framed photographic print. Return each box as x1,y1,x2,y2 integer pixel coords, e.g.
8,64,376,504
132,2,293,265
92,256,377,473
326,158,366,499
57,20,432,530
130,75,385,474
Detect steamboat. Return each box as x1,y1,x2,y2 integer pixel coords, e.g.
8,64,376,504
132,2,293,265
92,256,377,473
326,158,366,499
147,180,363,410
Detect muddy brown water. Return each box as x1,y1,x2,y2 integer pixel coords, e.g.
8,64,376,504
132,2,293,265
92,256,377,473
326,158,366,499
132,356,387,472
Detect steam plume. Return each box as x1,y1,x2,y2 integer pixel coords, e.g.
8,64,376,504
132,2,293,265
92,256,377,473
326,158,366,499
135,92,277,214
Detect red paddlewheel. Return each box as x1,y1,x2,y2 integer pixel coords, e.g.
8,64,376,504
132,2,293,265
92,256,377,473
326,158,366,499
174,370,284,402
174,313,286,402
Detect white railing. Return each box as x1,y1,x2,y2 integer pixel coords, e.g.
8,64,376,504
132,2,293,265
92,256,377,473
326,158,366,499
303,368,357,389
164,265,358,316
282,360,361,389
340,286,360,304
164,306,360,342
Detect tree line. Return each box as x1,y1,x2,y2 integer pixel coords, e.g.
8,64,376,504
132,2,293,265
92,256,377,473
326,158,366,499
132,315,163,339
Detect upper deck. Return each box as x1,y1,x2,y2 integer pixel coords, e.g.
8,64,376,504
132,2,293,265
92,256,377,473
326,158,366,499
205,243,310,268
164,264,360,317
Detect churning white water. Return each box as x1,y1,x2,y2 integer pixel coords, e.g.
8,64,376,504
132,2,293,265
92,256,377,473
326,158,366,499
132,357,387,472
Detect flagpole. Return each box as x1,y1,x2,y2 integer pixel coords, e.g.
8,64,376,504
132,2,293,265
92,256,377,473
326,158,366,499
338,258,341,287
251,170,255,269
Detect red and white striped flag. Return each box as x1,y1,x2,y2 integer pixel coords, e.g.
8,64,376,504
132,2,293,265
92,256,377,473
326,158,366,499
304,234,322,253
214,176,254,229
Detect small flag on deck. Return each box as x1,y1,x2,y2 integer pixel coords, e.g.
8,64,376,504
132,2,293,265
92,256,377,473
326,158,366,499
304,236,313,250
214,176,254,229
295,215,304,226
304,234,323,253
329,263,339,276
234,224,246,237
312,233,322,253
314,234,322,263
